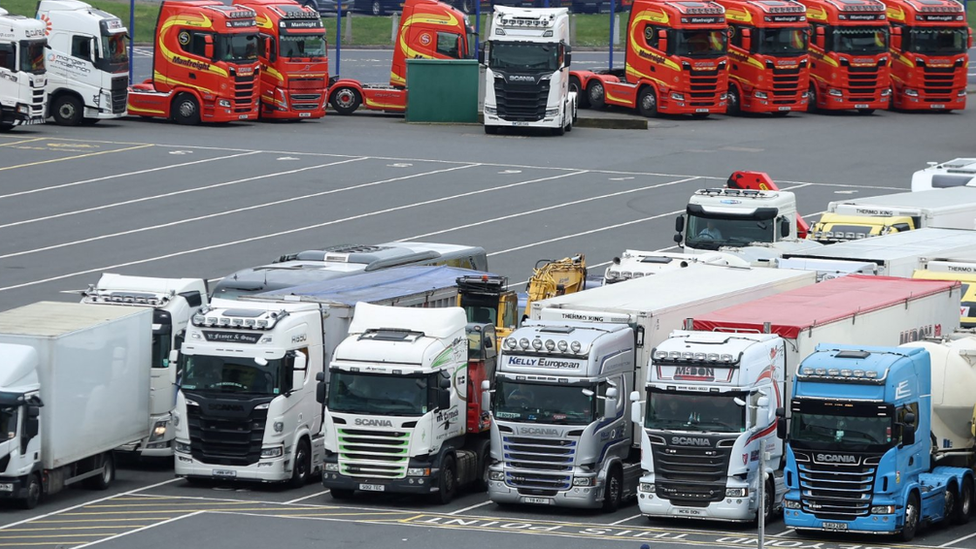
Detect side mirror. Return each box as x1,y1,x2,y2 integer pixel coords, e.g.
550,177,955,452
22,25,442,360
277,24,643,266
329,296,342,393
565,52,572,67
675,214,684,233
291,353,307,391
741,28,752,52
890,26,902,51
267,36,277,63
436,388,451,411
757,396,770,411
315,371,327,404
179,291,203,308
781,218,791,238
168,349,180,366
657,29,668,53
902,425,916,446
439,373,451,389
775,406,785,418
478,49,485,64
815,26,825,49
968,29,972,50
481,380,491,415
776,417,787,439
603,387,619,417
629,391,641,424
204,34,214,60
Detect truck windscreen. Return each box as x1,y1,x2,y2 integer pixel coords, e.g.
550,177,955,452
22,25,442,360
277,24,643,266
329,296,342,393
181,354,285,395
789,399,893,452
672,29,727,58
830,27,888,55
754,27,807,56
489,42,560,72
215,34,259,63
19,40,45,74
493,379,595,425
328,371,427,416
101,32,129,70
685,212,775,250
645,390,745,433
904,28,968,55
279,34,327,59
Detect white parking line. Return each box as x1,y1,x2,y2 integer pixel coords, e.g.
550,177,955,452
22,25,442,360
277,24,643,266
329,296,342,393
0,151,262,200
0,169,582,293
448,500,493,515
608,514,642,525
940,530,976,547
284,490,331,505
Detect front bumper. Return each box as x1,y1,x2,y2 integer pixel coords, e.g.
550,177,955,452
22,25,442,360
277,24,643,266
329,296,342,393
1,110,45,126
322,471,439,495
483,112,561,129
638,489,758,522
784,506,899,534
174,452,291,483
117,438,174,458
0,476,28,500
487,479,604,509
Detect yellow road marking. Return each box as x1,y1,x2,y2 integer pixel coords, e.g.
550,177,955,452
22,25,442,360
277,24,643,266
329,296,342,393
0,137,45,148
0,144,154,172
0,543,88,546
0,533,120,539
83,501,256,508
62,506,319,515
33,518,178,523
0,526,149,531
262,511,411,518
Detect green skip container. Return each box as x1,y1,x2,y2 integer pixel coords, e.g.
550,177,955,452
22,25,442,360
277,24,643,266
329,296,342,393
405,59,479,124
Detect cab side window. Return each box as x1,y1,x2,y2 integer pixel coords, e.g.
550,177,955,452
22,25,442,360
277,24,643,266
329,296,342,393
180,31,211,58
0,43,14,71
896,403,919,443
644,24,659,49
729,25,744,49
71,36,92,60
436,32,461,58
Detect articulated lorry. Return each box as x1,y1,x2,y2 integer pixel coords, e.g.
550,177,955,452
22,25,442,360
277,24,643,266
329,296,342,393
0,9,47,131
479,263,815,510
718,0,811,115
127,1,261,124
634,276,962,522
81,274,209,458
912,158,976,191
799,0,891,114
809,186,976,244
883,0,971,113
570,0,729,118
212,242,487,299
0,302,150,508
238,0,328,120
171,266,473,486
783,343,975,540
36,0,129,125
482,6,576,135
328,0,474,115
317,304,495,502
913,256,976,328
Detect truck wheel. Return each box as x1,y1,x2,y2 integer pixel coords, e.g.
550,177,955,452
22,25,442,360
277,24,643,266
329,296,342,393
371,0,386,15
602,467,622,513
807,83,819,113
757,478,776,525
484,125,499,135
20,473,41,510
172,93,200,125
955,477,973,524
330,488,354,500
901,492,920,542
727,86,741,116
570,76,589,109
637,87,657,118
551,122,565,137
330,87,361,115
85,453,115,490
474,447,491,492
435,455,457,504
587,81,605,109
289,439,311,488
52,95,84,126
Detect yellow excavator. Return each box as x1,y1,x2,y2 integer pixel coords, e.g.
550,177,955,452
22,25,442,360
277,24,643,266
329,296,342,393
523,254,588,322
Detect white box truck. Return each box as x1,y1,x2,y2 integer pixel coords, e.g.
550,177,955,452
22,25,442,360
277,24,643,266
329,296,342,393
633,275,962,523
0,302,151,508
783,228,976,278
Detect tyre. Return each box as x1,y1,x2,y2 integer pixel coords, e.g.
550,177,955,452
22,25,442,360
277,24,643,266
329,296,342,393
565,114,573,133
85,453,115,490
435,455,457,504
330,488,354,500
726,85,741,116
484,125,499,135
371,0,385,14
601,466,622,513
570,76,589,109
637,87,657,118
460,0,474,12
807,83,819,113
901,491,920,542
20,474,41,510
330,87,362,115
0,123,13,132
51,95,84,126
551,122,565,137
587,81,605,109
172,93,200,125
289,438,311,489
473,447,490,492
857,108,875,115
756,478,776,525
955,477,973,525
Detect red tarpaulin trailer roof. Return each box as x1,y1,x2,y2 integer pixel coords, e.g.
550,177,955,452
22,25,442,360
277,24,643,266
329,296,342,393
692,275,959,339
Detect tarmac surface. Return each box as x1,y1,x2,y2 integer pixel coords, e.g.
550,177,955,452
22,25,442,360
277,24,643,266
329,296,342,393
0,95,973,548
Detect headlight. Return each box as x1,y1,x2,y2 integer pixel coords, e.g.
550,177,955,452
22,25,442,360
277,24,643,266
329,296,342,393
754,91,768,100
218,99,231,108
881,88,892,97
784,499,801,509
570,341,582,353
905,89,918,97
639,482,655,493
261,446,284,458
17,104,29,114
726,488,748,497
175,441,191,454
324,462,340,472
545,108,559,116
572,477,594,486
670,92,685,101
407,467,431,476
489,470,505,481
828,88,843,97
871,505,895,514
149,421,169,442
484,106,496,115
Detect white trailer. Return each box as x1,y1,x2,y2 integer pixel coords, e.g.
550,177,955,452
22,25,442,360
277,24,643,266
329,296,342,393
912,158,976,192
0,302,150,508
633,275,963,522
36,0,129,125
825,187,976,231
0,9,47,130
603,250,749,284
782,228,976,278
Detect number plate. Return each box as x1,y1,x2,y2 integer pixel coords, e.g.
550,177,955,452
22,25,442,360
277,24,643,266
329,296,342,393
675,507,701,515
238,115,250,120
931,105,945,109
513,121,528,126
212,469,237,478
300,112,311,118
522,496,551,505
359,483,386,492
695,108,710,113
822,522,848,531
854,104,869,109
778,106,792,111
0,483,13,492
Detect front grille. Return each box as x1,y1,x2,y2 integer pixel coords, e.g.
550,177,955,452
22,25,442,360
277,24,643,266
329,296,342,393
234,72,256,111
689,69,721,103
290,93,321,101
111,76,128,113
922,66,957,97
771,67,802,97
502,436,575,492
845,65,879,100
494,79,549,122
337,428,410,479
796,452,877,520
650,438,731,507
186,405,267,466
291,77,325,90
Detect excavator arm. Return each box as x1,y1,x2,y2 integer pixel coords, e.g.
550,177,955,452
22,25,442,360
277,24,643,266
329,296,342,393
726,171,810,239
523,254,588,319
